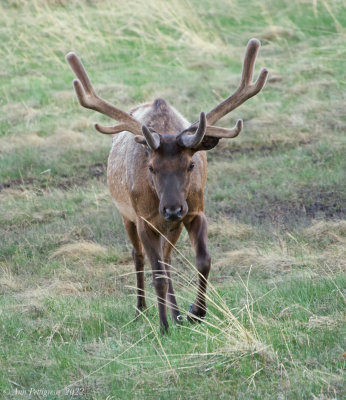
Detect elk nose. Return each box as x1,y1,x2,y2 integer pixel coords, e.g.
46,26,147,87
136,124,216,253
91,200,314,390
163,206,183,221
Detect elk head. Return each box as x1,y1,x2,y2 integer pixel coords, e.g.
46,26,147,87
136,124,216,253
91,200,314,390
132,111,205,220
66,39,268,221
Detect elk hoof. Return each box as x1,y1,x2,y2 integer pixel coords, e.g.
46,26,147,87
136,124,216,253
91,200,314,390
174,314,184,325
135,305,147,317
160,321,169,334
187,303,206,323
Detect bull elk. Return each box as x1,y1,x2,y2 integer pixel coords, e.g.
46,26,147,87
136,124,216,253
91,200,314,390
66,39,268,332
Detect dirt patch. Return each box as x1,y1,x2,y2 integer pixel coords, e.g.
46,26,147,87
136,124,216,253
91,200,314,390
54,163,107,190
1,209,67,230
0,162,107,192
212,135,313,159
219,187,346,226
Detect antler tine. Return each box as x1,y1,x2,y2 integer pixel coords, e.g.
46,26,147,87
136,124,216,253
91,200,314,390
183,39,268,141
178,112,207,148
66,52,142,136
241,38,259,86
205,39,268,126
206,119,243,138
182,119,242,139
141,125,161,150
94,123,129,135
66,53,96,97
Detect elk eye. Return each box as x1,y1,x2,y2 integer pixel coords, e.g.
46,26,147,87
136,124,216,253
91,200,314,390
188,162,195,171
148,165,154,173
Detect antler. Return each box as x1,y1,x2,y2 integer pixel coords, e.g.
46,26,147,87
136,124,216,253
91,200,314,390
177,112,207,148
187,38,268,139
66,52,142,136
141,125,161,150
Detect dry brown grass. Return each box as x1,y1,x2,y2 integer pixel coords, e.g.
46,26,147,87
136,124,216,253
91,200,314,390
318,244,346,269
208,217,254,240
0,128,109,153
0,264,23,294
1,102,41,124
257,25,300,41
18,280,84,300
308,315,342,330
214,237,346,274
304,220,346,244
2,208,66,228
0,275,23,294
53,257,129,293
7,302,46,318
50,241,108,260
214,247,298,272
0,0,231,74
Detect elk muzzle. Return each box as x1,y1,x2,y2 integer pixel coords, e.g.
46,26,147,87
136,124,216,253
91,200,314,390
160,199,188,221
163,205,183,221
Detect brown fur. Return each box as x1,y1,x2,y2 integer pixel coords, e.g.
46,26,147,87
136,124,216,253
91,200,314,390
107,100,209,330
65,39,268,332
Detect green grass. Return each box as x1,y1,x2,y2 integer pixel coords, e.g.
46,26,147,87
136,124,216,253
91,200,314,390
0,0,345,399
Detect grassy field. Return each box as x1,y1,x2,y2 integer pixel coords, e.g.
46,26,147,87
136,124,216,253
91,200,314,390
0,0,345,399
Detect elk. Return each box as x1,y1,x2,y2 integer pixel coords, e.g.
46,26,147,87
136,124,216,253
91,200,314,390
66,39,268,332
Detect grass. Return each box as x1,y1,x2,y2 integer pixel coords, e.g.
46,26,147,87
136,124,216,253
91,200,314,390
0,0,345,399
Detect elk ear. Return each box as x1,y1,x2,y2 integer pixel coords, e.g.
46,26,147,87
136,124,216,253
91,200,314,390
192,136,220,151
134,136,147,145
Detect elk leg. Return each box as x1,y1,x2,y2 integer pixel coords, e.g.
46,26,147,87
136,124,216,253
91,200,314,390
122,217,146,313
137,219,169,332
184,213,211,321
163,226,183,323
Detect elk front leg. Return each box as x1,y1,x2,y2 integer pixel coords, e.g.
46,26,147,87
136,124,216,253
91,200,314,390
137,219,169,332
163,226,183,323
184,213,211,321
122,217,146,312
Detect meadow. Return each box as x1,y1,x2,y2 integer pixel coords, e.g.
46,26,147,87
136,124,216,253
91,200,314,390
0,0,345,399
